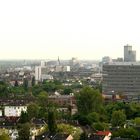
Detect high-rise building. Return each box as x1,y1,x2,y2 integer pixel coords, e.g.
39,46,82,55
35,66,53,82
124,45,136,62
102,62,140,97
102,56,112,64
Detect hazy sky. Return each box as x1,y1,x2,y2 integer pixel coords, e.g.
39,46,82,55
0,0,140,60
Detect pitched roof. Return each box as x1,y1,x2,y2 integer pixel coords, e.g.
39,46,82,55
96,131,111,136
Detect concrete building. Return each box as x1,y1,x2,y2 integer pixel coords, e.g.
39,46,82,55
102,56,112,64
102,62,140,97
55,66,71,72
35,66,52,81
41,74,53,81
63,66,70,72
41,60,47,67
124,45,136,62
70,57,79,66
35,66,42,81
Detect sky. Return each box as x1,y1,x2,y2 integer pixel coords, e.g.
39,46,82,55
0,0,140,60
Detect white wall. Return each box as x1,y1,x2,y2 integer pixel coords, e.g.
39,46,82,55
4,106,27,117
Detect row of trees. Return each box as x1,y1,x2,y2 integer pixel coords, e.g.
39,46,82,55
0,79,76,98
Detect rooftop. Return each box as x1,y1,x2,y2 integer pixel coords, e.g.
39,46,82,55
104,62,140,66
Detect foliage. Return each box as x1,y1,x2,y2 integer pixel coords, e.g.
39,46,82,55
63,87,73,95
92,122,109,131
112,128,140,139
19,111,29,123
111,110,126,127
57,123,74,134
57,123,82,140
0,81,9,97
17,123,30,140
37,91,48,107
76,86,103,115
9,86,25,96
38,107,47,119
79,132,88,140
23,78,28,91
48,107,57,133
133,117,140,126
42,81,56,92
87,112,100,124
32,85,44,96
27,103,39,120
105,102,140,120
0,133,10,140
75,114,91,126
31,76,35,87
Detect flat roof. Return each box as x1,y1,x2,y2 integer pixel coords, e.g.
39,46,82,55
104,62,140,66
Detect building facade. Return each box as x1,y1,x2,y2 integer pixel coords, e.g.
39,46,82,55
102,62,140,96
4,106,27,117
124,45,136,62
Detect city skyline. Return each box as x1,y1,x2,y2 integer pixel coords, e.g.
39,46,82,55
1,0,140,60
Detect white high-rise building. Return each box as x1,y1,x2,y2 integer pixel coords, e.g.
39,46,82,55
41,60,47,67
35,65,53,82
35,66,42,81
124,45,136,62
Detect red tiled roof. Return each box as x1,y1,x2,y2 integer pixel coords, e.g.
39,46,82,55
96,131,111,136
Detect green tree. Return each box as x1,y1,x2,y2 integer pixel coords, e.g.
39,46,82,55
43,81,56,92
17,123,30,140
31,76,35,87
0,81,9,97
111,110,126,127
87,112,100,124
76,86,103,115
75,114,91,126
80,132,88,140
63,87,73,95
19,111,29,123
48,107,57,133
0,133,10,140
32,85,44,96
27,103,39,120
112,128,139,139
38,107,47,119
23,78,28,91
134,117,140,125
37,91,48,107
92,122,109,131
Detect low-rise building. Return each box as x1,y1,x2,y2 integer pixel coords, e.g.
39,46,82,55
4,105,27,117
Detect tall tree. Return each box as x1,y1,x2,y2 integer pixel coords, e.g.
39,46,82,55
63,87,73,95
23,78,28,91
76,86,103,115
0,81,9,97
31,76,35,87
80,132,88,140
111,110,126,127
37,91,48,107
27,103,39,120
48,107,57,133
17,123,30,140
19,111,29,123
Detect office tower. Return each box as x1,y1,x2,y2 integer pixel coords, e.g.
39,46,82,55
124,45,136,62
102,62,140,97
